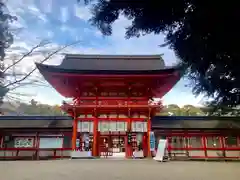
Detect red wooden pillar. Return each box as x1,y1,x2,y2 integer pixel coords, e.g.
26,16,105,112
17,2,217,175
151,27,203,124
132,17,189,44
142,132,148,157
35,132,40,160
147,106,152,157
220,136,225,157
127,86,132,159
127,117,132,158
166,136,171,156
124,135,128,158
147,118,152,157
92,117,98,156
71,112,77,151
202,136,207,158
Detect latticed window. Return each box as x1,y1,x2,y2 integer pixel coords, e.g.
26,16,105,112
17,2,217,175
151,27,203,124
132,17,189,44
206,137,221,148
170,137,186,148
189,137,202,148
225,136,238,147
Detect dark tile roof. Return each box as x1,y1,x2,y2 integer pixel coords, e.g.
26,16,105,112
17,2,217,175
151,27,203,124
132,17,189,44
0,120,72,128
0,115,240,129
36,54,173,73
0,116,72,120
60,54,166,71
0,116,72,128
152,116,240,129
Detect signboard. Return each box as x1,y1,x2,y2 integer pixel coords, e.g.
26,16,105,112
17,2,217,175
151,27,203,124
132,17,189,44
131,122,147,132
39,138,63,148
153,139,167,162
149,131,155,151
14,137,34,148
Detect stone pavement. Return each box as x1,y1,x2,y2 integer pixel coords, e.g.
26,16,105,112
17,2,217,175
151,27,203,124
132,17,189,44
0,159,239,180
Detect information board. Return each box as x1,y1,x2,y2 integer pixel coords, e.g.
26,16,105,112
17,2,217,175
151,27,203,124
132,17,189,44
14,137,34,148
39,138,63,148
153,139,167,162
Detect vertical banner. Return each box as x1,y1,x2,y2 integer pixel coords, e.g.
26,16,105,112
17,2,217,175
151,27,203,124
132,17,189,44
149,131,155,151
83,133,90,151
136,133,143,142
76,139,80,148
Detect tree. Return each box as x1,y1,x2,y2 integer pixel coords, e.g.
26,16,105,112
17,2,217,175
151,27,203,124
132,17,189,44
0,1,82,114
156,104,206,116
14,100,64,115
0,39,80,114
200,106,240,116
181,105,205,116
81,0,240,111
0,1,16,61
0,1,16,107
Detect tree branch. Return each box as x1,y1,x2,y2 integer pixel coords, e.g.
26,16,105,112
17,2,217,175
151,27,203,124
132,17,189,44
8,80,51,91
4,41,81,88
3,40,50,73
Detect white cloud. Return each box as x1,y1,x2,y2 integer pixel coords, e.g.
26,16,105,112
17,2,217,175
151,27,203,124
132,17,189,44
74,4,92,21
28,5,48,23
60,24,81,40
60,25,73,33
39,0,53,13
47,31,54,38
60,7,69,23
162,80,204,107
95,30,103,37
6,0,48,23
97,16,178,66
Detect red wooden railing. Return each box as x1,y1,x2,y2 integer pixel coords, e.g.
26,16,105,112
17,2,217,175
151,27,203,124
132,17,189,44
156,135,240,159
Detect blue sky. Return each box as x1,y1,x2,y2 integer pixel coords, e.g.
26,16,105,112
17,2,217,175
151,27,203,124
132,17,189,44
5,0,204,107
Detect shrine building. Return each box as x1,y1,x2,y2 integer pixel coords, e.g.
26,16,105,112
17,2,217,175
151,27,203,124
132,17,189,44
0,54,239,160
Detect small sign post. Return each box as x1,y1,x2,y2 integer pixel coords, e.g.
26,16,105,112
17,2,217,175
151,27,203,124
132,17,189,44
153,139,167,162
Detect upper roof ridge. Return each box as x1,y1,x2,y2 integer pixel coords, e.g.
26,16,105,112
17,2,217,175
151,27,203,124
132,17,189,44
63,54,164,60
56,53,166,71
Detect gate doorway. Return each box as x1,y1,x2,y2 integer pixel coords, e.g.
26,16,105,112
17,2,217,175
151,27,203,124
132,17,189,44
99,133,127,158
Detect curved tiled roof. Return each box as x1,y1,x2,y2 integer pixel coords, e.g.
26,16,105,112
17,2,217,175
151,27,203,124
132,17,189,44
59,54,166,71
0,115,239,129
151,116,240,129
0,116,72,128
36,54,174,73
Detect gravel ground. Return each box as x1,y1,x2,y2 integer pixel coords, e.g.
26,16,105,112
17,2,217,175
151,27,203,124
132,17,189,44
0,159,239,180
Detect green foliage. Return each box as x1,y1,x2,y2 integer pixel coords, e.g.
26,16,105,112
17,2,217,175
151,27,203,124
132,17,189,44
81,0,240,111
157,104,205,116
200,106,240,116
15,101,65,116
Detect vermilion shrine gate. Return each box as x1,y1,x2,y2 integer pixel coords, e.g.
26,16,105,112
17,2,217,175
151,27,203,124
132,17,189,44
36,54,180,158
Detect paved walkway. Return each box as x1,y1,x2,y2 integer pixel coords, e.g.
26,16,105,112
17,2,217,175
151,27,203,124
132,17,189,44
0,159,239,180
